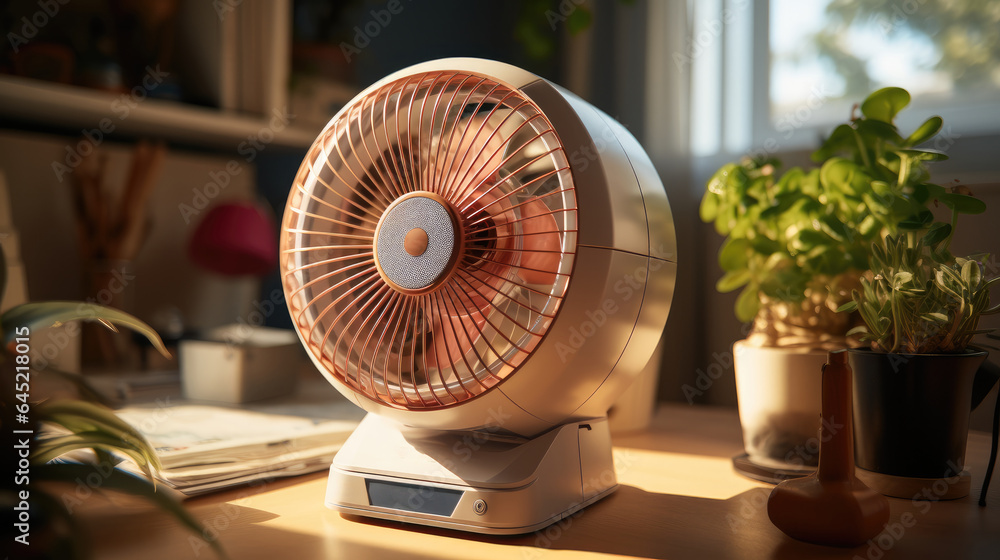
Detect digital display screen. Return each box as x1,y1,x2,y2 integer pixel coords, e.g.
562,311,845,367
365,479,463,517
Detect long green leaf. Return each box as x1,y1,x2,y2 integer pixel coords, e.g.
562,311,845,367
837,300,859,313
38,401,161,472
1,302,169,357
34,431,153,477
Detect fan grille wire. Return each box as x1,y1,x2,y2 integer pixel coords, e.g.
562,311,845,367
281,71,578,409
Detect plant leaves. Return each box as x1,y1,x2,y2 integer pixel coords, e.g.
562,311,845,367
1,302,169,357
921,312,949,323
812,124,857,162
857,118,903,144
905,116,943,146
898,148,949,162
962,259,981,287
820,158,871,194
846,325,869,337
716,270,751,293
897,209,934,230
937,193,987,214
33,431,152,471
37,400,162,474
838,300,859,313
861,87,911,123
922,222,952,248
699,190,720,222
735,285,760,323
719,238,751,271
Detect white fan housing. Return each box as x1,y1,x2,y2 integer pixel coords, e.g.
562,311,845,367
281,58,676,534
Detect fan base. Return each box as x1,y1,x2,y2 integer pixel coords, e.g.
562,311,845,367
325,414,618,534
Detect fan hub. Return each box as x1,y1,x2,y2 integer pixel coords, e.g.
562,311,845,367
404,228,429,256
374,192,461,294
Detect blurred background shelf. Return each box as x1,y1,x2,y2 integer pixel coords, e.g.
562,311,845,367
0,74,322,150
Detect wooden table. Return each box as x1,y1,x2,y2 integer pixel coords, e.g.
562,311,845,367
82,404,1000,559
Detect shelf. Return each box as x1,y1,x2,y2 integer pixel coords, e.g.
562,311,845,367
0,75,323,151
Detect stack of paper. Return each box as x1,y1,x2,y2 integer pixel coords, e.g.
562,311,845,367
112,404,360,497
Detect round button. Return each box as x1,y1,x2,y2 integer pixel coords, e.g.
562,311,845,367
404,227,429,256
473,499,487,515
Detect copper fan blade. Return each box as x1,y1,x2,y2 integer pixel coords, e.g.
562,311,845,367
516,197,561,285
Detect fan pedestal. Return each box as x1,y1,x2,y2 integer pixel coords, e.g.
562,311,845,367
325,414,618,534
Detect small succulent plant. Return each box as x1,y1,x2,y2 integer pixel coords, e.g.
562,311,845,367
840,233,999,354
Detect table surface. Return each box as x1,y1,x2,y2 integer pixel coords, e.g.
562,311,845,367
80,403,1000,560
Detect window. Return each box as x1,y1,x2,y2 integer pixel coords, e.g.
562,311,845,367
771,0,1000,138
686,0,1000,158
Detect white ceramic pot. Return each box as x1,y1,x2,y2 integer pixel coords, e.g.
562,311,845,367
733,340,826,471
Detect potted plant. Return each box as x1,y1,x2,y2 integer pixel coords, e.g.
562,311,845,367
700,87,973,478
841,231,998,500
0,248,222,558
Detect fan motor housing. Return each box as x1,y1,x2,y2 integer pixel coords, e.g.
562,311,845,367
281,58,676,438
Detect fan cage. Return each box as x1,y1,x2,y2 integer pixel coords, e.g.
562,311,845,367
281,71,578,410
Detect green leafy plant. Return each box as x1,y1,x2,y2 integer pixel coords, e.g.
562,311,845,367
699,86,982,347
0,249,222,558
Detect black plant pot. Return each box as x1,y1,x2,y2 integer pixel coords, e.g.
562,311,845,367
849,348,987,499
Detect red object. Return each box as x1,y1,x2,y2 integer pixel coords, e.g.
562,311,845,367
189,201,278,276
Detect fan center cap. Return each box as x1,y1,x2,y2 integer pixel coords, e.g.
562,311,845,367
374,192,460,293
404,228,428,256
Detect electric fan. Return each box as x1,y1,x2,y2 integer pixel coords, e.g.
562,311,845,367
280,58,676,534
